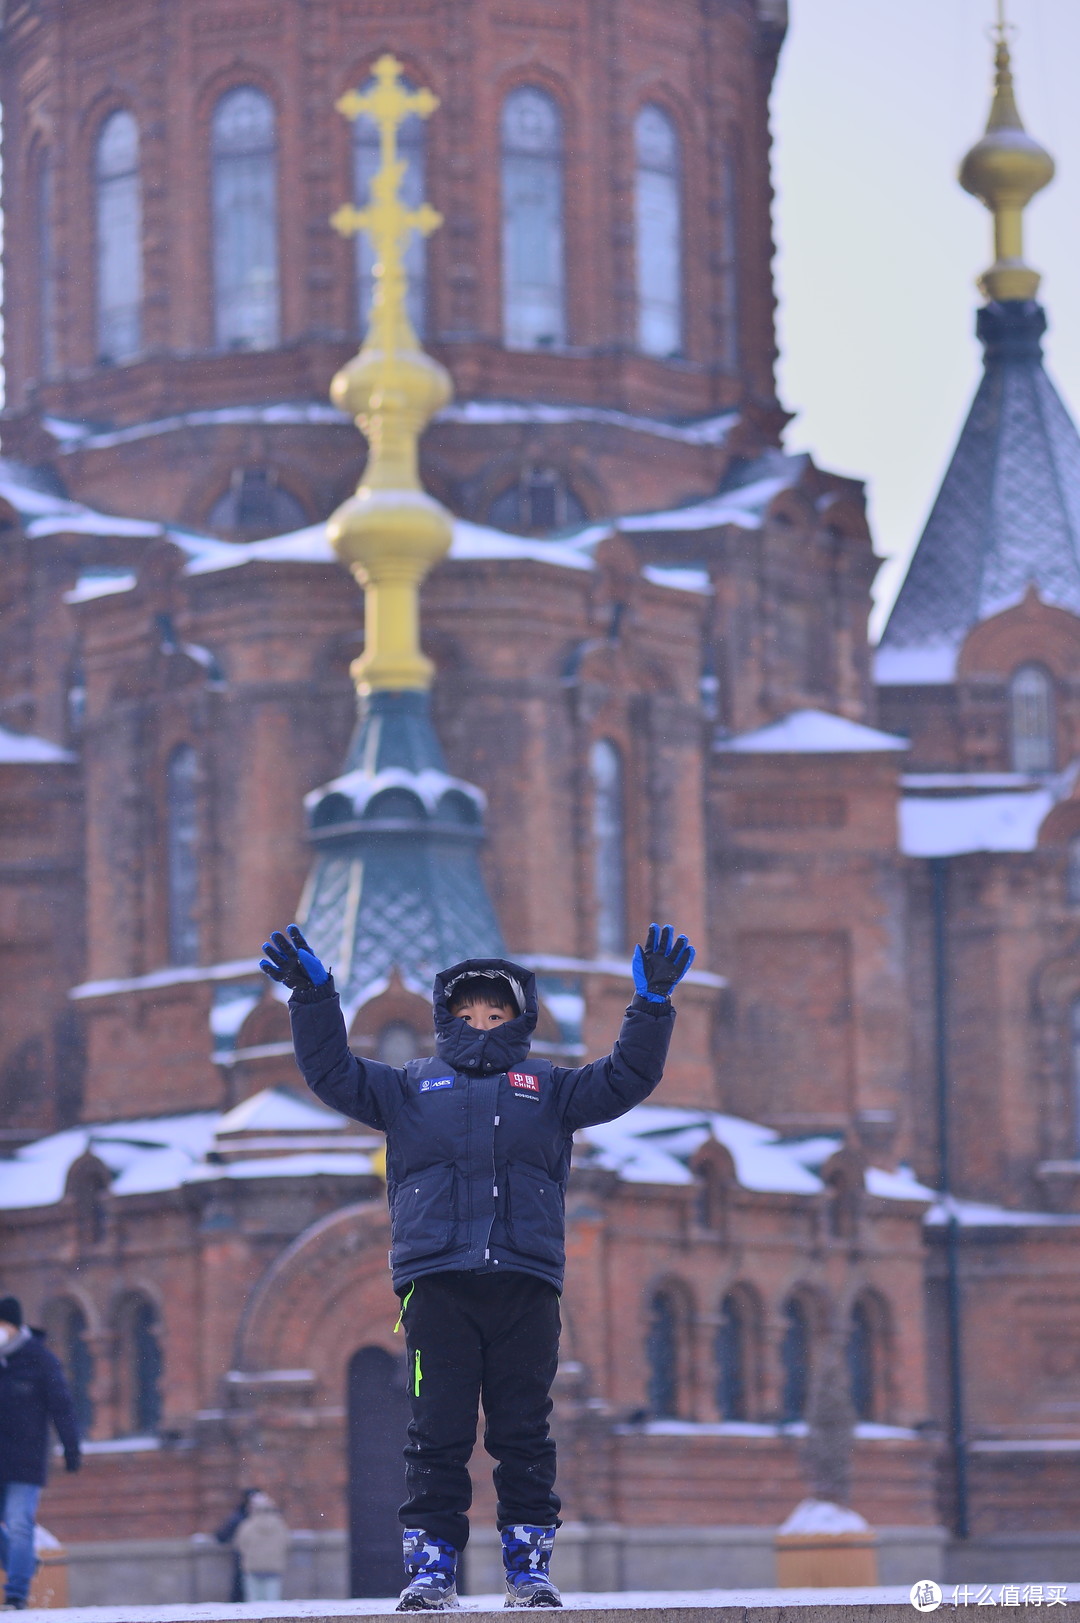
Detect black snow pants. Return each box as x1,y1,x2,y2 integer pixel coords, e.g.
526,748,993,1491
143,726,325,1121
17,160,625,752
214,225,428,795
398,1270,562,1550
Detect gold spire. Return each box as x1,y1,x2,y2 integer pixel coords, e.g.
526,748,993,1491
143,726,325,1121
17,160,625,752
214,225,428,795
958,5,1055,303
327,54,452,694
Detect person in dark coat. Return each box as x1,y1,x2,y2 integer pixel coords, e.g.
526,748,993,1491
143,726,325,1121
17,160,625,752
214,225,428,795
261,922,695,1611
0,1296,81,1610
214,1487,258,1603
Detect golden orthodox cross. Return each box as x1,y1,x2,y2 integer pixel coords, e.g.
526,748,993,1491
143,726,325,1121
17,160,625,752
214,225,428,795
331,54,443,356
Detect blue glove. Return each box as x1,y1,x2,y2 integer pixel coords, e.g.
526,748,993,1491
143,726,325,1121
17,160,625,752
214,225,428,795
260,924,331,993
632,923,695,1004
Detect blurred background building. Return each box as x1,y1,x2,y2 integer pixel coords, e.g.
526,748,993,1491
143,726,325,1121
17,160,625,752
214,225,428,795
0,0,1077,1599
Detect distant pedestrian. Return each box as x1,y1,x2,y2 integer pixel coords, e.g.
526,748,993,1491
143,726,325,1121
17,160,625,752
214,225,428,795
0,1296,81,1611
215,1487,258,1603
233,1491,290,1602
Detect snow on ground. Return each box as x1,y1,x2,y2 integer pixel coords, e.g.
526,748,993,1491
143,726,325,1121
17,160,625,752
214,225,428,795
717,709,908,755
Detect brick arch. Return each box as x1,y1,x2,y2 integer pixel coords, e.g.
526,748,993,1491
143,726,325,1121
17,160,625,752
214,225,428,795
958,587,1080,680
236,1199,398,1393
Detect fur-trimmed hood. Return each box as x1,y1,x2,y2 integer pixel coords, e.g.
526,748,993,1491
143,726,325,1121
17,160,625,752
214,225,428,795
432,956,538,1075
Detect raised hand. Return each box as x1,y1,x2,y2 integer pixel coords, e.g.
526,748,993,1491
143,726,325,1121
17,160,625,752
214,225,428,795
632,923,695,1004
260,923,331,993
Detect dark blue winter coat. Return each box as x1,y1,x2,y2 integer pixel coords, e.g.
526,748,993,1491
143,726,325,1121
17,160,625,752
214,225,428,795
289,957,674,1293
0,1329,80,1486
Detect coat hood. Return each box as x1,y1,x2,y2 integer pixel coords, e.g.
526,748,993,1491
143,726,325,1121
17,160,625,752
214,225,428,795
433,957,537,1074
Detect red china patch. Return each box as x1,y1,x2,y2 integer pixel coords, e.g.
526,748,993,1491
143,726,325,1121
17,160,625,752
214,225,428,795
508,1071,540,1095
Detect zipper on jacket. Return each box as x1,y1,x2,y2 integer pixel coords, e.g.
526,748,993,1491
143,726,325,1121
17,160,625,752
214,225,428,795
393,1282,415,1334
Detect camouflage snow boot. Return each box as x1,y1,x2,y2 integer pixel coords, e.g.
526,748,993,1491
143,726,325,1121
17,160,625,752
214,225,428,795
501,1525,562,1608
396,1528,460,1611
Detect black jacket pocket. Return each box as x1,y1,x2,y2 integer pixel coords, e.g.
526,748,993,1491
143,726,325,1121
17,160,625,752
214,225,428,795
506,1166,563,1264
391,1164,456,1265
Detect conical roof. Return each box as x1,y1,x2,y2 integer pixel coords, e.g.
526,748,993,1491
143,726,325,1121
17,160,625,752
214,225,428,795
877,302,1080,682
298,690,505,1017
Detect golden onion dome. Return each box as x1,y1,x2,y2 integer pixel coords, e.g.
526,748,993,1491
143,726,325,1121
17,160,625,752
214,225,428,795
959,32,1055,303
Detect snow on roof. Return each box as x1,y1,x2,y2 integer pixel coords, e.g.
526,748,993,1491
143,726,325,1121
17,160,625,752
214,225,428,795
63,569,138,604
180,514,602,579
925,1196,1080,1228
618,472,794,535
865,1165,935,1202
216,1088,345,1135
899,787,1054,857
0,726,76,765
71,956,264,1000
873,643,958,686
642,565,713,594
437,400,740,447
43,402,351,452
305,764,486,818
717,709,909,755
580,1106,836,1195
0,457,163,541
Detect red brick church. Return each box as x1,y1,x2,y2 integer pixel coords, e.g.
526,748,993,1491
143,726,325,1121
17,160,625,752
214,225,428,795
0,0,1077,1599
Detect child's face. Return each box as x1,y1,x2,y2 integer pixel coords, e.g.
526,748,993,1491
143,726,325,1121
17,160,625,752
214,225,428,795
451,998,514,1030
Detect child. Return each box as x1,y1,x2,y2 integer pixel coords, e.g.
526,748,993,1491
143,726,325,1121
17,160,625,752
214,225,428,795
260,923,694,1610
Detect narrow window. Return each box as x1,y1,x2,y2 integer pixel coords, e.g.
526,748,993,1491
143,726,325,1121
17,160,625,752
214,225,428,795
377,1023,423,1067
716,1293,747,1420
635,105,682,358
501,87,565,349
212,87,280,350
847,1299,875,1421
38,150,58,377
1067,837,1080,905
780,1297,810,1422
45,1300,95,1438
117,1295,163,1435
1009,664,1055,772
646,1290,678,1418
95,111,142,363
353,76,427,337
590,739,627,956
718,148,740,371
166,745,199,966
1071,998,1080,1156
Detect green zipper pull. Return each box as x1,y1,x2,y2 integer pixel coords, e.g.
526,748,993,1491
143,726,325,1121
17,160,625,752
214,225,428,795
394,1282,415,1334
413,1348,423,1396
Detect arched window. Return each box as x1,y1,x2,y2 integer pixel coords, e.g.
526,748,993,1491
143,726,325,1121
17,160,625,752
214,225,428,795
501,87,565,350
166,745,199,966
353,75,427,338
115,1294,162,1436
95,111,142,363
207,467,307,537
718,148,740,371
645,1289,679,1418
488,465,587,535
634,105,682,358
590,739,627,956
37,149,58,377
779,1296,811,1422
212,87,280,351
847,1299,875,1421
716,1293,747,1420
377,1022,423,1067
43,1299,94,1437
1009,664,1055,772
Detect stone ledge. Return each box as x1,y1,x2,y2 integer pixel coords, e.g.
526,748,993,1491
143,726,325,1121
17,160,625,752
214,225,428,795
14,1595,1080,1623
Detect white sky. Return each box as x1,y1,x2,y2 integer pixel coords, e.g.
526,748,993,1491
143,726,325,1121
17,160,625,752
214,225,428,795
771,0,1080,638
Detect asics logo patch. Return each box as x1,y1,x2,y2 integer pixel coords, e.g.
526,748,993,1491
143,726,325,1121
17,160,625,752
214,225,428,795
418,1077,454,1093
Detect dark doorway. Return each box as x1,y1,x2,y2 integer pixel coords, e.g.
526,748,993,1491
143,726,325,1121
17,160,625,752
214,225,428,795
348,1345,412,1598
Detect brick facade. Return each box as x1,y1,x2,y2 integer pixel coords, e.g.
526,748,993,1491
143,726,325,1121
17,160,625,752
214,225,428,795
0,0,1075,1584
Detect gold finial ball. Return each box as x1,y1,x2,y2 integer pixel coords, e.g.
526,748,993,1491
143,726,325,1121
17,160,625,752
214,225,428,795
959,125,1055,215
330,343,452,429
